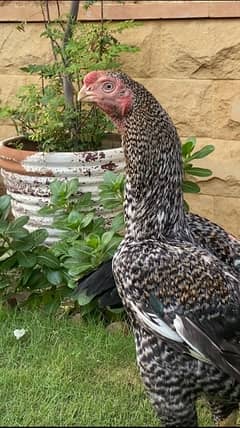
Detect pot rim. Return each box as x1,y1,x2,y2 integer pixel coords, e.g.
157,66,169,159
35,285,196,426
0,134,122,155
0,134,124,176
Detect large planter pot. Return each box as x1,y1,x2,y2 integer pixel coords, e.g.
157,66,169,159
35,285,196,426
0,135,124,244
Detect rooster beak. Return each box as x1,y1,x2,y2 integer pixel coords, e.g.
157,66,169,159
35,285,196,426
77,86,94,102
77,86,87,102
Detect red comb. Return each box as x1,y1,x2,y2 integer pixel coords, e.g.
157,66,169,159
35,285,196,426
84,71,103,86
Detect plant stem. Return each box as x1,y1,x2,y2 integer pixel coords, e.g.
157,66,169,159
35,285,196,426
40,1,57,61
63,0,80,46
62,0,80,108
99,0,104,60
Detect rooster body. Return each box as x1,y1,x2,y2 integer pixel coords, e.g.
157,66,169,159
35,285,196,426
79,71,240,426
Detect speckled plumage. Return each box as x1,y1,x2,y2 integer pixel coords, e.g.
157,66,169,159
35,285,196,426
76,212,240,311
79,71,240,426
187,212,240,274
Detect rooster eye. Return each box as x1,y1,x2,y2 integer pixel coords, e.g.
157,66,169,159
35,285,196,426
102,81,115,92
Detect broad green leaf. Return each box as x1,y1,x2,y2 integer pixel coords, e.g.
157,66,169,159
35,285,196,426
20,268,33,286
30,229,49,246
66,278,77,289
0,253,18,271
185,167,213,177
99,192,123,209
17,252,37,268
188,145,215,161
88,217,105,235
25,270,50,289
0,220,9,233
101,231,115,247
51,240,70,257
85,233,101,249
12,237,35,251
0,195,11,214
49,180,68,203
77,192,94,208
67,210,83,225
111,212,124,232
67,245,92,261
77,290,95,306
38,206,56,216
49,179,62,195
52,217,71,231
46,270,64,285
59,181,68,195
10,216,29,229
67,178,79,196
102,171,118,184
65,262,93,277
182,181,200,193
37,251,60,269
7,226,29,240
81,212,94,228
103,235,122,256
181,137,196,158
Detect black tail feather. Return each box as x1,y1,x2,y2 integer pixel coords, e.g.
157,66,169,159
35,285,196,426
75,259,122,308
76,260,115,296
180,315,240,383
98,288,122,308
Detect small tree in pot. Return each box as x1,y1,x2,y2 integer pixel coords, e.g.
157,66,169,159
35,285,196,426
0,0,138,242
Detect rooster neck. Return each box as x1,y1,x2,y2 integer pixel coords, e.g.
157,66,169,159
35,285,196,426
122,107,188,241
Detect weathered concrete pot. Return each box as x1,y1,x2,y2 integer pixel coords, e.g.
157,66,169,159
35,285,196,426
0,135,124,244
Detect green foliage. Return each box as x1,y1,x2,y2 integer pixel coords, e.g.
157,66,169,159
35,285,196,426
181,136,215,210
0,177,122,313
0,195,70,312
99,171,125,210
0,12,138,152
39,177,123,312
98,171,125,233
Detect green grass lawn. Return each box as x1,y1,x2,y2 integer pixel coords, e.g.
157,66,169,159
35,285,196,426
0,308,214,426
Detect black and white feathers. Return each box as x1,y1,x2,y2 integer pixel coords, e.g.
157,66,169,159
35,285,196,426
132,293,240,382
76,213,240,310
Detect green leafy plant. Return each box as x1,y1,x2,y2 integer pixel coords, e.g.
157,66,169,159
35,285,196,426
0,180,122,315
0,1,139,152
0,195,70,312
182,137,215,210
99,171,125,233
39,178,122,279
38,176,123,315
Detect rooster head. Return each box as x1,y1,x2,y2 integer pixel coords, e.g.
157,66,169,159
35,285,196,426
78,71,133,122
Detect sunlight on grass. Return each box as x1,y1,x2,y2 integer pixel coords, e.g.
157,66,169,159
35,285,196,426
0,308,213,426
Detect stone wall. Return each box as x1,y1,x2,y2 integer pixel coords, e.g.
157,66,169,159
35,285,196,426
0,17,240,236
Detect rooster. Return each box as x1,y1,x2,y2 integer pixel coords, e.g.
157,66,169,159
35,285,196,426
79,71,240,427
